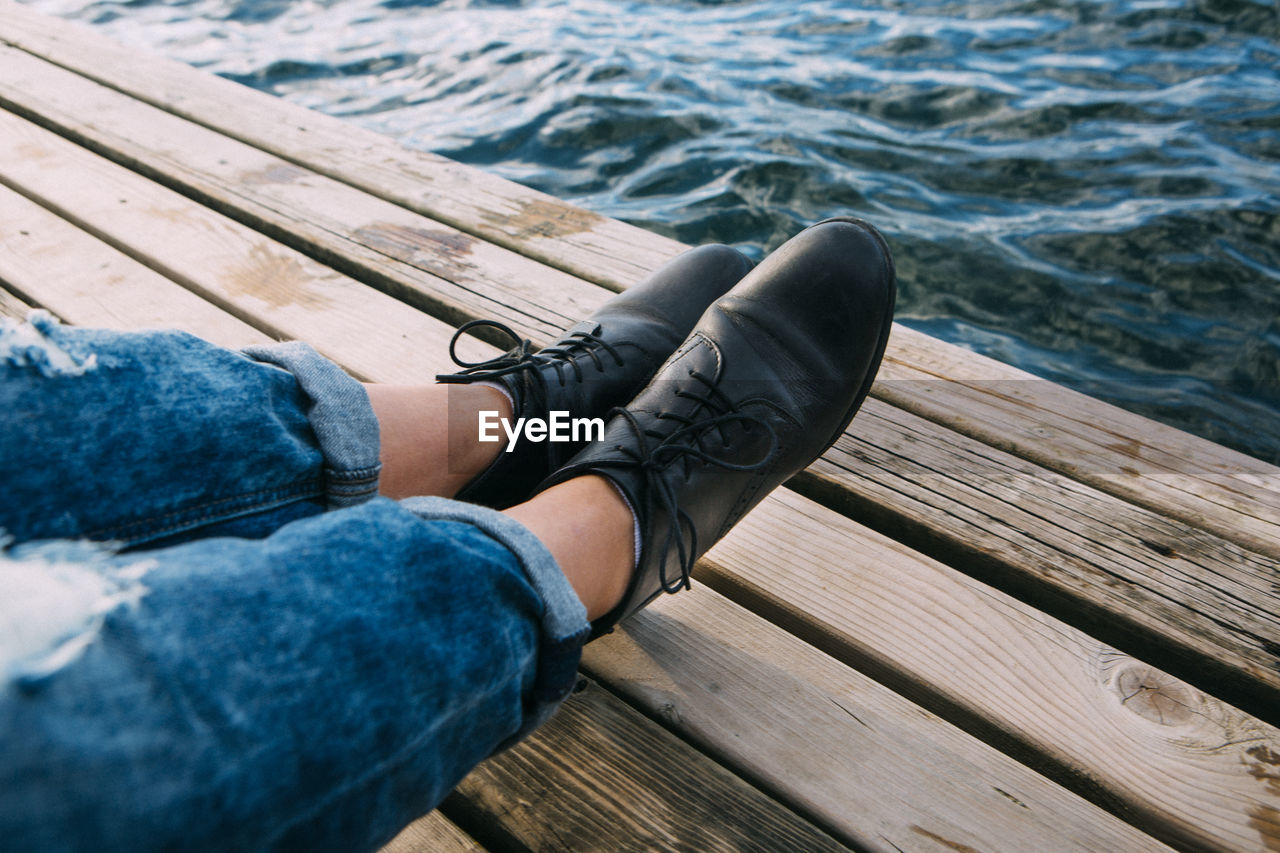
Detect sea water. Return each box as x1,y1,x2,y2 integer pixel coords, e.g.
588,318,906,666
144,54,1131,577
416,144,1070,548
20,0,1280,463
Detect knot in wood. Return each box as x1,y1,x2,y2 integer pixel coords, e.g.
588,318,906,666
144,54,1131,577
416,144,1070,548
1112,664,1198,726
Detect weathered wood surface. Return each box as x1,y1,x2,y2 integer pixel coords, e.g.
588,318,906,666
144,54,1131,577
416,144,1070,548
583,591,1171,853
697,489,1280,853
0,109,491,382
446,680,856,853
0,285,31,321
0,43,603,347
0,185,269,348
1,47,1273,721
1,6,1276,560
872,335,1280,560
797,397,1280,722
378,812,485,853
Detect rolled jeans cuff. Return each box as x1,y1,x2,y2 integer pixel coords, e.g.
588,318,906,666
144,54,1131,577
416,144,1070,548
401,496,592,745
242,342,382,509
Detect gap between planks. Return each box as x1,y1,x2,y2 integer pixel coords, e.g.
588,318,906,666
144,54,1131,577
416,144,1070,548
793,399,1280,725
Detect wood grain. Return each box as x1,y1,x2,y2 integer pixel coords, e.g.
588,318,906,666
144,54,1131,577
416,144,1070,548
0,45,608,346
797,396,1280,721
1,3,1275,558
0,284,32,321
0,109,491,383
446,679,856,853
378,811,485,853
696,487,1280,852
583,590,1172,853
873,331,1280,559
0,184,270,348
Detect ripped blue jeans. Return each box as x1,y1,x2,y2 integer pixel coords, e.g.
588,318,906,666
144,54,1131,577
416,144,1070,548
0,316,590,852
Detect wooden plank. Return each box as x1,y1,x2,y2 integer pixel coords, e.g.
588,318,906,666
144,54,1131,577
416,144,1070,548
0,109,490,384
3,52,1272,714
0,184,269,349
1,3,1275,558
444,679,856,853
0,0,678,293
378,812,484,853
0,44,607,348
874,332,1280,560
0,285,32,321
583,591,1171,853
695,488,1280,852
798,397,1280,720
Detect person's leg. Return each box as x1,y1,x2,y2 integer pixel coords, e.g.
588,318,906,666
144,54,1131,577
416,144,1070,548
504,475,634,621
0,317,381,549
0,317,630,852
0,491,604,853
364,383,511,500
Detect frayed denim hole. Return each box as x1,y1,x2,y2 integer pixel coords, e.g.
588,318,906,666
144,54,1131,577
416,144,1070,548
0,311,99,378
0,536,155,690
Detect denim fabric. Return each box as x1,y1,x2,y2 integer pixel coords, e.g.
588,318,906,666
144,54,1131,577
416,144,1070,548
1,318,330,548
243,341,383,510
0,315,590,852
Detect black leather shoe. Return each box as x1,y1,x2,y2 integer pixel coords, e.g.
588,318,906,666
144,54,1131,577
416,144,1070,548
436,244,754,509
539,217,896,637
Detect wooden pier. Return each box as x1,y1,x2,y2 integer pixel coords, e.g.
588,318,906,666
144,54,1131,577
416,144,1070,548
1,2,1278,850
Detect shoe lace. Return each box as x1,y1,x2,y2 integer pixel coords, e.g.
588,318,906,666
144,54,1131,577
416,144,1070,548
434,319,628,388
604,369,777,594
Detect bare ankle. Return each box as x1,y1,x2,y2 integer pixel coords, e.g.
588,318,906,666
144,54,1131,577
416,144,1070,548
504,475,635,621
365,383,512,499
